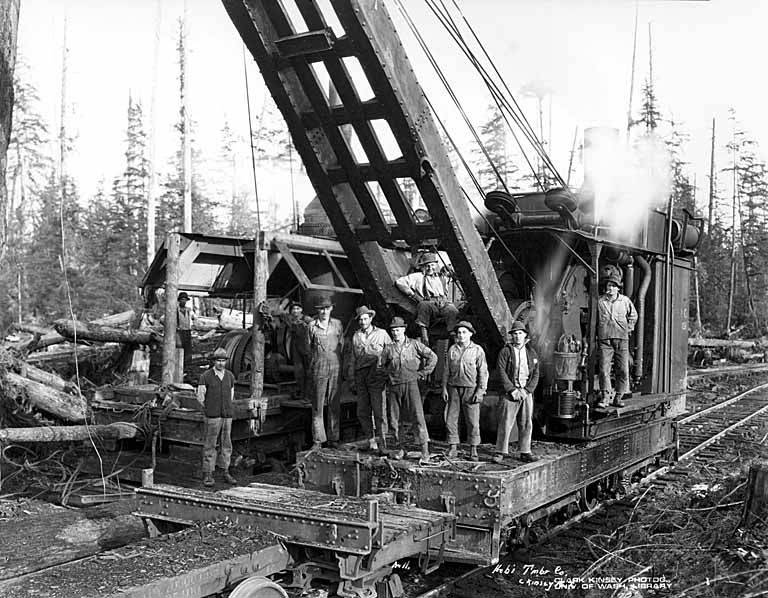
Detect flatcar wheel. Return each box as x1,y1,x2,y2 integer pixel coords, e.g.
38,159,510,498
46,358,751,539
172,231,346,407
229,576,288,598
579,484,599,512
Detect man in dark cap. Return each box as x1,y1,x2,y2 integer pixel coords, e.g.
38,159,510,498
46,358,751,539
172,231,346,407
379,317,437,464
442,320,488,462
197,347,237,486
597,273,638,409
305,297,344,448
348,305,391,452
493,321,540,464
395,252,459,345
177,292,196,371
286,300,311,399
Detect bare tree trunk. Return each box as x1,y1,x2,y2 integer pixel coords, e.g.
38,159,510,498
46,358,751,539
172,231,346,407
5,371,87,421
726,133,737,336
146,0,162,265
0,0,20,262
162,232,180,385
180,2,192,233
707,117,716,236
53,319,155,345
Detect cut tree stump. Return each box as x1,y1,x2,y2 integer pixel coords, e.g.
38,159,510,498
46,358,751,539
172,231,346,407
4,372,87,422
741,459,768,528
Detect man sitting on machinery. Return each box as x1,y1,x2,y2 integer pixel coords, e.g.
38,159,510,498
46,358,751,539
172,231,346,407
395,252,459,345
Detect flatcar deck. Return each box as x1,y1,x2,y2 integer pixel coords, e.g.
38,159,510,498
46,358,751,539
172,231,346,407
136,482,455,585
300,418,677,564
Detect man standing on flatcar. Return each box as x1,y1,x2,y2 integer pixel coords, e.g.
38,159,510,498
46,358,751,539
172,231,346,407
306,297,344,449
395,252,459,345
348,305,391,453
493,321,540,464
442,321,488,462
380,317,437,464
197,348,237,487
596,273,638,409
286,300,311,399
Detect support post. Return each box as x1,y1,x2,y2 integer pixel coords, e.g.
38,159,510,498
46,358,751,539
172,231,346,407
251,231,268,406
741,460,768,529
162,232,180,385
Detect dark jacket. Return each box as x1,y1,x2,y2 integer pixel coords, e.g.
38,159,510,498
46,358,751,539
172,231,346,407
380,338,437,384
199,368,235,418
497,343,540,395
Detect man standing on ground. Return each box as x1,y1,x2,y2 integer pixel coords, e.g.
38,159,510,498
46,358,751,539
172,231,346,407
197,348,237,487
348,306,391,452
305,297,344,449
597,273,638,409
395,253,459,345
379,317,437,464
442,321,488,462
493,321,540,464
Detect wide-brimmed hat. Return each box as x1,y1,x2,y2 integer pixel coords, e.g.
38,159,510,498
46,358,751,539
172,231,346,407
510,320,527,334
389,317,407,329
178,292,190,301
418,252,439,266
355,305,376,319
211,348,228,361
602,274,622,287
288,300,303,310
454,320,475,334
314,297,334,309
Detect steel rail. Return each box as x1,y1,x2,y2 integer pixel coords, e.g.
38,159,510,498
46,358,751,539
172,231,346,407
679,381,768,424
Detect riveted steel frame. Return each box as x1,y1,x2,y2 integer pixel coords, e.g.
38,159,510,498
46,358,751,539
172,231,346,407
222,0,511,339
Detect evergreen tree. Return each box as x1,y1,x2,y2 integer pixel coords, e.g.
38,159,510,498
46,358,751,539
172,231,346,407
473,104,518,192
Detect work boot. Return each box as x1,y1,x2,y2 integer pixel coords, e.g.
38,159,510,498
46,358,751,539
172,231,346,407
223,470,238,485
311,441,323,451
519,452,539,463
469,446,479,462
368,438,379,452
326,440,339,449
595,400,609,409
419,443,431,465
203,472,214,487
492,452,506,464
447,444,458,459
391,448,405,460
612,397,625,408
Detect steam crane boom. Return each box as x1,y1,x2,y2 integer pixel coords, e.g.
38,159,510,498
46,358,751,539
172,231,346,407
223,0,512,342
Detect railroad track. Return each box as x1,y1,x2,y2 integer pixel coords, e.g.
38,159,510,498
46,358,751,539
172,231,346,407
412,377,768,598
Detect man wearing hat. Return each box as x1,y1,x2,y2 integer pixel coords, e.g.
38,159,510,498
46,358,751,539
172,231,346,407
442,321,488,461
305,297,344,448
286,301,311,399
177,292,196,368
395,252,459,345
493,321,540,464
197,348,237,486
379,317,437,463
597,273,638,409
348,306,391,452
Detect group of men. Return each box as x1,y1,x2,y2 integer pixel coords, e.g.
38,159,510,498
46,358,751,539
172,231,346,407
193,254,638,482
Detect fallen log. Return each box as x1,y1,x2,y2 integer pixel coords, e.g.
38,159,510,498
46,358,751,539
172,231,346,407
0,500,146,581
5,372,88,422
54,320,155,345
12,311,137,352
688,337,758,349
19,362,75,393
0,422,143,443
26,344,122,372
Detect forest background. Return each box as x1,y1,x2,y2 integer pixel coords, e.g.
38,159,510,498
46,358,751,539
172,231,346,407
1,0,767,338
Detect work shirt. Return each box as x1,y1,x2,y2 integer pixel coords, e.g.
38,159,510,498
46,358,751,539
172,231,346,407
198,367,235,418
395,272,446,300
287,314,311,357
597,293,638,340
443,341,488,391
177,305,195,330
349,326,391,373
305,317,344,377
497,342,540,394
380,338,437,384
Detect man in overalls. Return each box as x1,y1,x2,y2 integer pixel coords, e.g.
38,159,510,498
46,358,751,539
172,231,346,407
305,297,344,449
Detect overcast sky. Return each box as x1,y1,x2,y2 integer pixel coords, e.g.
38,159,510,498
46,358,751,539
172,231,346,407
15,0,768,219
